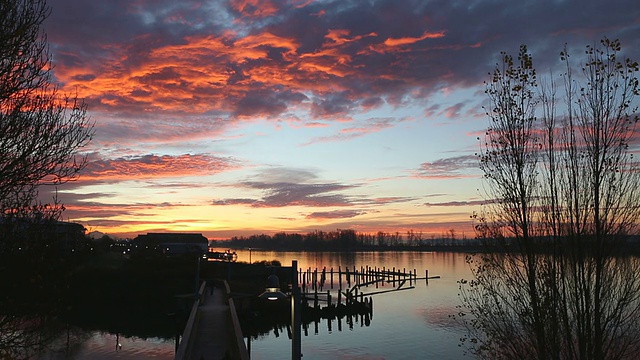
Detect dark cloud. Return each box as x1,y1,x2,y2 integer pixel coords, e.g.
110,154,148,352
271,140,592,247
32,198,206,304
213,181,357,208
211,166,421,208
38,0,640,237
305,210,367,219
44,0,638,125
424,200,488,207
234,88,307,117
310,91,357,117
59,198,192,223
416,155,479,179
210,166,360,207
371,196,418,205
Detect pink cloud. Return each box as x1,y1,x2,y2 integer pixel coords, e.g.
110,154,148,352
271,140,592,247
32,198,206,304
81,154,239,181
382,31,446,47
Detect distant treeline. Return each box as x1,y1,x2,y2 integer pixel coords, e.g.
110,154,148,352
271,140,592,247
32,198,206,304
216,229,485,251
215,229,640,254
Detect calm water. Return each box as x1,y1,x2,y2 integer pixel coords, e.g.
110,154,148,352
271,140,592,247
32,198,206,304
40,250,472,359
237,249,472,360
40,332,175,359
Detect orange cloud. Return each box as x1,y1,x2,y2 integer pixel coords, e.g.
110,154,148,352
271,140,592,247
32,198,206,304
230,0,280,17
383,31,446,47
81,154,239,181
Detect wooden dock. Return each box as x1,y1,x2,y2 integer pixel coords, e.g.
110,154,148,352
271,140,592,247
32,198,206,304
174,280,249,360
177,262,439,358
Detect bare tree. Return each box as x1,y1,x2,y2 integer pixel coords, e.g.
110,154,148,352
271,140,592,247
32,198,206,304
0,0,93,212
458,39,640,360
0,1,93,357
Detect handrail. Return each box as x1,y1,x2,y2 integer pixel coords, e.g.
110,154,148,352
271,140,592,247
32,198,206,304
174,282,207,360
226,281,250,360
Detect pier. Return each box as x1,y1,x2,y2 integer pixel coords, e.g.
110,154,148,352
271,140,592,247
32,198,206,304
176,261,439,359
174,280,249,360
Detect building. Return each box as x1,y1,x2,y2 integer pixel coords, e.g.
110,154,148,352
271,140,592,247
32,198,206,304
133,233,208,256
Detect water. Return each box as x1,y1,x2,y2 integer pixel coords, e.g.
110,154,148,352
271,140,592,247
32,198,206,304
38,250,472,359
232,249,472,360
40,332,175,359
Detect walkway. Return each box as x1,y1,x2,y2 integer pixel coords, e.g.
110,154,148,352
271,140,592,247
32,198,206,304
188,283,230,360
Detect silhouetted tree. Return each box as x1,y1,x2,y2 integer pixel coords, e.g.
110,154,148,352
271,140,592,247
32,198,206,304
0,1,93,358
459,39,640,359
0,0,93,212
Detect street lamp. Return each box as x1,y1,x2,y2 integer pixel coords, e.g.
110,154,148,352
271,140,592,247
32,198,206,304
259,260,301,360
259,273,287,300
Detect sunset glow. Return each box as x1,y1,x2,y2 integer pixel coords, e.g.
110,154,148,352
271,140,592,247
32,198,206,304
43,0,639,239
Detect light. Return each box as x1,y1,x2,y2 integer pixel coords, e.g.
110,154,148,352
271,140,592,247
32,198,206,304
257,261,302,359
259,274,287,301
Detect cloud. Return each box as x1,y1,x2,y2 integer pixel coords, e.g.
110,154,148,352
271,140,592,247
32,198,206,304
416,155,479,179
81,153,239,181
371,196,418,205
90,116,232,150
211,166,359,207
382,31,446,48
211,168,420,208
38,0,640,238
213,181,357,208
305,209,367,219
305,116,413,144
45,0,639,128
424,200,488,207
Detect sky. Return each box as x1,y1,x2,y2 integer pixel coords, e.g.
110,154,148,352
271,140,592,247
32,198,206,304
41,0,640,240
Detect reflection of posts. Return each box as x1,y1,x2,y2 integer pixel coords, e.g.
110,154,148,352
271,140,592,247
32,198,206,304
260,260,302,359
291,260,301,360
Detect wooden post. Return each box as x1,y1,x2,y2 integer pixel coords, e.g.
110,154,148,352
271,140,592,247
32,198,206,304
314,289,318,308
331,267,334,289
327,290,331,307
364,265,368,283
302,272,306,293
426,269,429,285
292,260,301,360
313,268,317,291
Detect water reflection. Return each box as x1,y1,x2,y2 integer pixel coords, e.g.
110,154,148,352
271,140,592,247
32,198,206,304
221,249,471,360
1,250,471,359
0,253,197,360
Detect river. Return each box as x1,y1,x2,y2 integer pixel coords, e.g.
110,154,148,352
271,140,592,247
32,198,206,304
38,250,473,359
238,249,471,360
